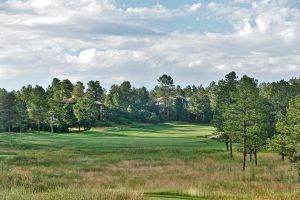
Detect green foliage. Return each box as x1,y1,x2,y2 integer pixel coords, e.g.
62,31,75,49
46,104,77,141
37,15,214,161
213,71,238,132
188,88,212,122
0,90,17,132
157,74,174,87
212,72,238,153
260,80,296,118
15,92,30,132
86,80,104,101
174,97,188,121
28,86,48,132
222,75,273,169
0,71,300,171
154,75,176,120
62,104,77,129
60,79,73,99
72,81,85,99
149,112,159,124
270,94,300,177
73,98,98,129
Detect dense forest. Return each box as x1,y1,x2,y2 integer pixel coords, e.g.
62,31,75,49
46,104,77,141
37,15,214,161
0,72,300,176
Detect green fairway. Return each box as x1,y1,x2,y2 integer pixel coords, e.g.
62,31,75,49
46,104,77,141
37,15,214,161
0,123,299,200
0,122,221,153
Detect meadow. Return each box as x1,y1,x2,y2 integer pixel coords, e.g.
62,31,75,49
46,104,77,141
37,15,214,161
0,123,299,200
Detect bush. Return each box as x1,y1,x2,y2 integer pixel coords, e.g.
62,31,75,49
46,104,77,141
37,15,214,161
149,113,159,124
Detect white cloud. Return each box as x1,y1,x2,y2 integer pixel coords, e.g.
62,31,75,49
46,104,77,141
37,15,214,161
0,0,300,90
24,16,66,25
78,48,98,64
207,0,300,37
31,0,52,8
0,67,19,79
188,3,202,12
237,19,252,35
124,3,202,18
125,4,175,18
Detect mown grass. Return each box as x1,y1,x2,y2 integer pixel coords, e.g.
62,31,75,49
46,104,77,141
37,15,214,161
0,123,299,200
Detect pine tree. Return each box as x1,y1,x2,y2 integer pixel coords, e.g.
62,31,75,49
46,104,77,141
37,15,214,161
223,76,270,169
0,90,17,132
74,98,98,131
28,86,48,132
271,94,300,178
213,71,238,157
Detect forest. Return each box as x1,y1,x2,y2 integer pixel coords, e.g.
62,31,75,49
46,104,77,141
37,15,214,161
0,71,300,179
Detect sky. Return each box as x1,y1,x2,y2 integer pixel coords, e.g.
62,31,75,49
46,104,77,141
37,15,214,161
0,0,300,91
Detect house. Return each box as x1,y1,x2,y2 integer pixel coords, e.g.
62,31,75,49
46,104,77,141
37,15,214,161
155,96,190,108
95,101,105,121
61,97,77,104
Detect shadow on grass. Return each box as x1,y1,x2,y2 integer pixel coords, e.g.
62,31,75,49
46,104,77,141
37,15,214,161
121,123,213,134
145,192,210,200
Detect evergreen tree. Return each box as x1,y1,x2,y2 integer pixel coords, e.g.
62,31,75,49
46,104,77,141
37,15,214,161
174,97,188,121
270,94,300,178
213,71,238,156
223,76,270,169
188,90,212,122
86,80,104,101
15,92,30,132
28,86,48,132
74,98,98,131
72,81,85,99
155,74,175,120
60,79,73,99
0,90,17,132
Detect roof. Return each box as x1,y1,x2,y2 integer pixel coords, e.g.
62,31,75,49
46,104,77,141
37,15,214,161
95,101,104,105
61,98,77,104
61,98,104,106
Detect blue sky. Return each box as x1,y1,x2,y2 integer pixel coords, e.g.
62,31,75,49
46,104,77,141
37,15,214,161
0,0,300,90
116,0,233,33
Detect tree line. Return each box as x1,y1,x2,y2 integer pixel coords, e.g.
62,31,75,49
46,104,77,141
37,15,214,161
0,72,299,176
0,75,214,133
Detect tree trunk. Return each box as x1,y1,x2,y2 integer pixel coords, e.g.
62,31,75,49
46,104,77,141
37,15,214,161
8,125,11,133
254,151,258,166
38,122,40,133
249,153,252,161
243,137,247,171
225,135,229,151
51,125,54,134
281,153,285,161
229,137,233,158
168,109,170,121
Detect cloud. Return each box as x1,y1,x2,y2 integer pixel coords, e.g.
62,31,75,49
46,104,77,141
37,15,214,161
124,3,203,19
78,48,98,64
206,0,300,37
67,48,149,68
125,4,177,18
0,0,300,90
188,3,202,12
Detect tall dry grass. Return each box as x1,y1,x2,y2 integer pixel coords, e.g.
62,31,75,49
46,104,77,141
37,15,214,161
74,152,299,200
0,150,299,199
